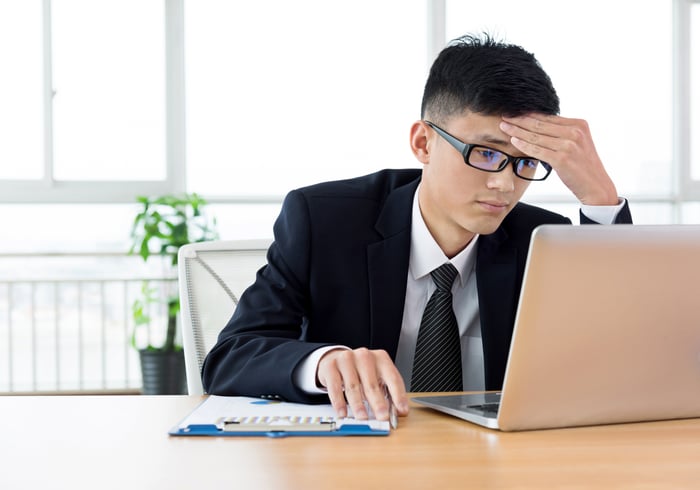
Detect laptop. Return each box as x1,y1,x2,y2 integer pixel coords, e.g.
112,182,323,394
413,224,700,431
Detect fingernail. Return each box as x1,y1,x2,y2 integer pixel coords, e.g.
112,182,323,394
500,121,511,131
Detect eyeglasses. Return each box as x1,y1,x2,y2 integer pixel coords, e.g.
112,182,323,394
424,121,552,181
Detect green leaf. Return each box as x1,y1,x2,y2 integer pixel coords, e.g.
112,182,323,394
128,192,218,350
139,240,150,262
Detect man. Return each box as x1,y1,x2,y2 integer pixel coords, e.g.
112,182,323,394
202,34,632,424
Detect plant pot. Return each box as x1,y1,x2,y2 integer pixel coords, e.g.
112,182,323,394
139,349,187,395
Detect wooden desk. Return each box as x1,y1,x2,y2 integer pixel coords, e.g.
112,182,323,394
1,395,699,489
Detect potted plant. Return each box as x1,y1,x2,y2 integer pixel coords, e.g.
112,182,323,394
129,193,218,394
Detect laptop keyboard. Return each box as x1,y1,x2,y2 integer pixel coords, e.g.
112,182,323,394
467,403,500,414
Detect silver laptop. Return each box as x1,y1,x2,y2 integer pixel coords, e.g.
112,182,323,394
413,224,700,431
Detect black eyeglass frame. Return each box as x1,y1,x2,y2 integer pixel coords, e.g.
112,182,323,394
424,120,553,181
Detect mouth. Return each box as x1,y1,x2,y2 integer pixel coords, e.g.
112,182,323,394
477,200,510,213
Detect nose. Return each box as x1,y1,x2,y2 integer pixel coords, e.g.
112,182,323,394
485,166,516,192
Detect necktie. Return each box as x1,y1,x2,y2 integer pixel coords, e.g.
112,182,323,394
411,262,462,392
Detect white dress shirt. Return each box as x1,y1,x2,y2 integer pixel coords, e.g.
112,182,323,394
394,190,483,390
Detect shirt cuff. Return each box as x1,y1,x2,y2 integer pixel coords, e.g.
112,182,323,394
580,198,627,225
293,345,350,394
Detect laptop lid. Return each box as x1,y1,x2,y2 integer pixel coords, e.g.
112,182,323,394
414,224,700,431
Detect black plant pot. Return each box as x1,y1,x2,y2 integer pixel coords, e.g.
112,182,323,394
139,349,187,395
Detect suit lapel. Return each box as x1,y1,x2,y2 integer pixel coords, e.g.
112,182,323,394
366,178,418,358
362,174,524,382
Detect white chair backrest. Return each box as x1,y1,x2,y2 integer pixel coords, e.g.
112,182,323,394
177,239,272,395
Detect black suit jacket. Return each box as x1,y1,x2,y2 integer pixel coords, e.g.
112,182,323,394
202,169,632,402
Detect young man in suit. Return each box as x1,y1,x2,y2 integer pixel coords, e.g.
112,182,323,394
202,34,632,423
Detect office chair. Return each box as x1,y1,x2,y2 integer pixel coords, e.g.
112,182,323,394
177,239,272,395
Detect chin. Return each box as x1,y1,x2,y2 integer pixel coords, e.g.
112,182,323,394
465,219,505,237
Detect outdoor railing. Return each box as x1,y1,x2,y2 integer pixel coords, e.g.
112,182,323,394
0,252,177,394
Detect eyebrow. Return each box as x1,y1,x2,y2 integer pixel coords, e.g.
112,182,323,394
469,133,531,159
471,134,511,147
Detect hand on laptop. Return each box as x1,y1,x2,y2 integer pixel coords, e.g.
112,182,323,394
317,347,410,422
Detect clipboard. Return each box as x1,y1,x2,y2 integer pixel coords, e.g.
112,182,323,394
169,395,392,437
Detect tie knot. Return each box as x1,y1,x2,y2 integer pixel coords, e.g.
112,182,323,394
431,262,458,292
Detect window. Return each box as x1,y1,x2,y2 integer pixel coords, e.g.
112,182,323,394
675,0,700,209
0,2,43,179
184,0,427,197
52,0,166,181
690,1,700,180
0,0,697,241
445,0,673,207
0,0,172,203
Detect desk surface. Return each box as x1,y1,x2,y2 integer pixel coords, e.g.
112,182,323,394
2,394,699,489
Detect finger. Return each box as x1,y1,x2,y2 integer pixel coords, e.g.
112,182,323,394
335,350,368,420
501,114,555,135
353,349,390,421
323,369,348,419
502,115,591,150
380,367,410,416
317,351,349,418
368,350,409,416
499,120,561,153
502,114,578,134
508,135,558,166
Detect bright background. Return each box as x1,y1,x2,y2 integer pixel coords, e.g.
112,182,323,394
0,0,698,253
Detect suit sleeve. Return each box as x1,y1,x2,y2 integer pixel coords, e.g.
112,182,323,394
201,189,332,403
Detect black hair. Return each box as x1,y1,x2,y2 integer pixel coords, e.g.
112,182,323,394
420,33,560,122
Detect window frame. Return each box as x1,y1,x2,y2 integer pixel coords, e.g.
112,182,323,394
0,0,185,204
0,0,697,218
677,0,700,203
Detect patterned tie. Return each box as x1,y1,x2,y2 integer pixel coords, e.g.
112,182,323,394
411,262,462,392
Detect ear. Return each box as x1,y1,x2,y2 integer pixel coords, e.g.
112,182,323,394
409,120,431,165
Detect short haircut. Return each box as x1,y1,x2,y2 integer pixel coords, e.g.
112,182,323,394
421,33,560,123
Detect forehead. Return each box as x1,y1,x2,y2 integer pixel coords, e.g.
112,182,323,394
443,112,514,150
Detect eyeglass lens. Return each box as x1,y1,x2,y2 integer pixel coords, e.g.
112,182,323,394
469,147,549,180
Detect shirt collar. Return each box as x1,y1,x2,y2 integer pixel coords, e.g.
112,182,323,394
409,185,479,287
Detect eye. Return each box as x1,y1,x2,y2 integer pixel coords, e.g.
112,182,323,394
476,149,500,162
520,158,539,169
